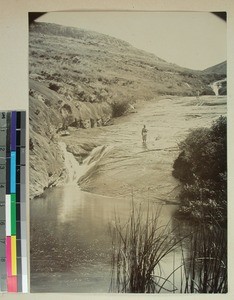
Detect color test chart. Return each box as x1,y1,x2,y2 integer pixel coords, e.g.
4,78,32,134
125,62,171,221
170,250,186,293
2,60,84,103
0,111,28,292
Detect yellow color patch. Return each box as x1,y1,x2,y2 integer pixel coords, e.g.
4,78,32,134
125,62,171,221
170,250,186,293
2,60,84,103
11,236,17,276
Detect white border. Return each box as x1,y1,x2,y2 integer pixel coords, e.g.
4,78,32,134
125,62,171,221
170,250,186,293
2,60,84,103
0,1,233,300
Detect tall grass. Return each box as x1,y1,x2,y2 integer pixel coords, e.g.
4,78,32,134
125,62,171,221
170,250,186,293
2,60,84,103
109,200,227,293
109,201,184,293
181,222,227,293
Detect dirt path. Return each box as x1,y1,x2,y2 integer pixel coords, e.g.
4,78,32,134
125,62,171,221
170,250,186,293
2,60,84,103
62,95,227,202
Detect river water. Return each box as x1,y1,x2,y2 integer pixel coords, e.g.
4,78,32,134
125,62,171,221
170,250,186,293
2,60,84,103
30,187,179,292
30,95,227,293
30,143,178,292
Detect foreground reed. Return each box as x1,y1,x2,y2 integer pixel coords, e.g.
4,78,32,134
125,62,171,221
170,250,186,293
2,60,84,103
109,201,184,293
109,201,227,293
181,222,227,293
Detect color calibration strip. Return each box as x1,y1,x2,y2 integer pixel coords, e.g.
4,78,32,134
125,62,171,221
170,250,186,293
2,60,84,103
0,111,28,292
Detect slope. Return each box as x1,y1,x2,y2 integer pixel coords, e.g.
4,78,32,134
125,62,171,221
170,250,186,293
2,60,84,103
29,21,226,199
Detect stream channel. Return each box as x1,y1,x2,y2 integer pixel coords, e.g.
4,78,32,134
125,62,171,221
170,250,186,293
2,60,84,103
30,95,226,293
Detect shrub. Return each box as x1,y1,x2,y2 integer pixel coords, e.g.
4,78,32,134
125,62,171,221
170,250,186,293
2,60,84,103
44,99,52,107
111,100,129,117
174,116,226,183
172,116,227,225
49,82,60,92
172,150,193,183
200,86,215,95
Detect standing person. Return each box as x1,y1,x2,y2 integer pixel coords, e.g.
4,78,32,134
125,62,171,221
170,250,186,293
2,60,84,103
142,125,148,143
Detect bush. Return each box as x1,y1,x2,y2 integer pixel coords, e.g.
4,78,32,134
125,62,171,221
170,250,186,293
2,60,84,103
200,86,215,95
49,82,60,92
172,117,227,294
174,116,226,183
44,99,52,107
172,116,227,225
111,100,129,117
172,150,193,183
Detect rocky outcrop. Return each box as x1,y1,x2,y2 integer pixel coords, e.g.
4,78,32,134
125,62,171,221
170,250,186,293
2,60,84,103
30,79,112,130
29,94,63,199
29,79,113,198
66,143,97,164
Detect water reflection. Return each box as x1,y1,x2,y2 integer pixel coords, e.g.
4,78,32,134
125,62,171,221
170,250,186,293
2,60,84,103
30,186,178,292
142,141,149,151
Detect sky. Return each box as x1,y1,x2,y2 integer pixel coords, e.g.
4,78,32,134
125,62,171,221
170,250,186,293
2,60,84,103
37,11,226,71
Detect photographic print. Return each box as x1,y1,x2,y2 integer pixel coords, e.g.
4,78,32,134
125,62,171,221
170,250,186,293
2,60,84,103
29,11,227,293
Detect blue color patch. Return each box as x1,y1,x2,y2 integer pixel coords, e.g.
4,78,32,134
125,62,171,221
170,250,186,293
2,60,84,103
10,151,16,193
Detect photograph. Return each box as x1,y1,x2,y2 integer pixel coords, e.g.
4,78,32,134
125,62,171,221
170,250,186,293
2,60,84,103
28,11,227,293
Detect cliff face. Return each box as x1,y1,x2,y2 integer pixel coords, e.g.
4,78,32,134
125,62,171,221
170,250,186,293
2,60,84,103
29,22,226,199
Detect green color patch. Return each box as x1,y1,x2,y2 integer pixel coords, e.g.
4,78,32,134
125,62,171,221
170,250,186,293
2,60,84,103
11,194,16,235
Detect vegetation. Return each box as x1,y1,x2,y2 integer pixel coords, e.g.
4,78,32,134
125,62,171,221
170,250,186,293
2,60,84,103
181,222,227,293
49,82,61,92
109,200,227,293
171,115,227,293
109,116,227,293
30,21,227,113
172,116,227,225
111,99,130,117
109,201,186,293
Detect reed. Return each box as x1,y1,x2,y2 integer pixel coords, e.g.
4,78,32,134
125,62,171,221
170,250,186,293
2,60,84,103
181,222,227,293
109,201,184,293
109,200,227,293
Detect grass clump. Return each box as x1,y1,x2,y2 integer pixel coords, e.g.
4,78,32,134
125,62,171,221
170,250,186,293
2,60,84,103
109,201,184,293
181,222,227,293
109,199,227,294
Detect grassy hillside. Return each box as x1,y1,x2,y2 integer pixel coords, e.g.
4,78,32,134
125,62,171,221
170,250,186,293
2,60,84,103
202,61,227,75
29,22,220,103
29,21,226,199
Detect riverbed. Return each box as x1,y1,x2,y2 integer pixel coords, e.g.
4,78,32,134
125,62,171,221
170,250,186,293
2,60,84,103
30,95,226,292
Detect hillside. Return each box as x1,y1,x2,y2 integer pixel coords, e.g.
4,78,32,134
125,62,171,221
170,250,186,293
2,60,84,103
29,22,219,102
29,22,226,199
202,61,227,75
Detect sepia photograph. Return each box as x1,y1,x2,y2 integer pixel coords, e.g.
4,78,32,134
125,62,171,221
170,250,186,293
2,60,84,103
29,11,227,293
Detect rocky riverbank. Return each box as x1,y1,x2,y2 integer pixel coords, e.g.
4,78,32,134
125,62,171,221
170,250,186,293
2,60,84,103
57,95,227,202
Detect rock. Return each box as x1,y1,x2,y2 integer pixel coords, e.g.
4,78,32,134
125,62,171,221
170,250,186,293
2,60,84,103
60,131,70,136
81,119,91,128
90,118,97,128
97,119,102,127
72,56,81,63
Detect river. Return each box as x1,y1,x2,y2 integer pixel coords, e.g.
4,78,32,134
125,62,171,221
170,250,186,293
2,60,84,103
30,95,226,293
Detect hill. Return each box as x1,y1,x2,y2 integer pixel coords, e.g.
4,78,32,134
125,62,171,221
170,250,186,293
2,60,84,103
29,22,220,103
29,22,226,199
202,61,227,75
